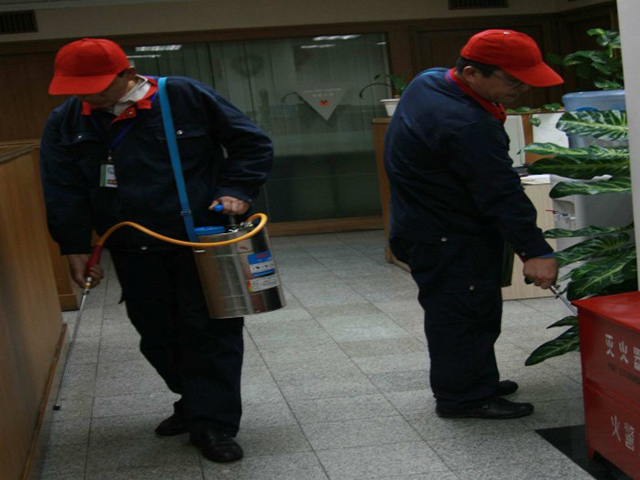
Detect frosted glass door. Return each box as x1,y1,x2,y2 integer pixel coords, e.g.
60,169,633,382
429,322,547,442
126,33,390,222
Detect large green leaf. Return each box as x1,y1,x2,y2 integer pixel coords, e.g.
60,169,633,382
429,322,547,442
564,50,607,65
544,223,633,239
525,326,580,366
565,249,637,299
595,79,625,90
527,156,629,179
588,28,621,48
592,62,616,76
575,63,594,79
599,278,639,296
507,106,533,114
556,110,628,141
556,233,632,267
546,52,565,66
567,248,636,283
547,316,577,329
542,103,563,112
550,176,632,198
524,143,628,160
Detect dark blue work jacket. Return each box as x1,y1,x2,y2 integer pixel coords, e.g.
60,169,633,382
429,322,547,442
384,68,552,262
41,76,273,254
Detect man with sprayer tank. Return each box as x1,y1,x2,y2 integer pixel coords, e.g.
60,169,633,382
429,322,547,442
41,37,274,463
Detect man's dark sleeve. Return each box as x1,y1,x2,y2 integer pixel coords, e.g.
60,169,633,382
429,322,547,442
193,82,274,203
447,120,553,260
40,110,94,254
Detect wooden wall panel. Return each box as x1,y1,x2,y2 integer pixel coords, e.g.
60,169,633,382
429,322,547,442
0,53,63,142
0,146,63,480
0,4,618,145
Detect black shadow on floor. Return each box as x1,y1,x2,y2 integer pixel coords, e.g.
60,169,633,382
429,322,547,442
536,425,633,480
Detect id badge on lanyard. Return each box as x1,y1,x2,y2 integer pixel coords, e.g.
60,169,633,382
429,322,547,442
100,153,118,188
91,117,135,189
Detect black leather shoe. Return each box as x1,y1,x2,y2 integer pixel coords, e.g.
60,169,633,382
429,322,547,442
436,397,534,419
497,380,518,397
155,402,188,436
190,429,244,463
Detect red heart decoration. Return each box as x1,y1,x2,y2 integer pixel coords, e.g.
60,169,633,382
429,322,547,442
320,100,329,106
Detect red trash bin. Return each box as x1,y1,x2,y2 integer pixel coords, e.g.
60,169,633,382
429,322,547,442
575,291,640,479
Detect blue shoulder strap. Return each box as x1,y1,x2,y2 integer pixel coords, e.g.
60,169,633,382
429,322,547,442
157,77,199,242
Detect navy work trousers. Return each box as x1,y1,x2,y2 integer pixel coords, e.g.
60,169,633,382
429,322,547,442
390,235,504,411
110,248,244,435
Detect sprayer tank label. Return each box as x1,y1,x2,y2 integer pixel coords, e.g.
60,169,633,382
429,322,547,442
248,251,276,277
248,274,279,292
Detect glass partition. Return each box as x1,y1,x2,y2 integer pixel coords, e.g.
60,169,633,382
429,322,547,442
125,33,390,223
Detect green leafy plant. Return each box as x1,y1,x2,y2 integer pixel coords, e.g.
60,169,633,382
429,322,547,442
522,109,636,365
507,104,563,115
506,103,563,126
358,72,410,99
547,28,624,90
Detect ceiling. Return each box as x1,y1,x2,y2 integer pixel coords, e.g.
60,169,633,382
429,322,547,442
0,0,180,12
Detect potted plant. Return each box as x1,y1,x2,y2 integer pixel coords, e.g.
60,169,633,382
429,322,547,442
512,28,630,366
547,28,623,91
358,72,410,116
522,109,634,365
507,29,623,166
519,29,629,365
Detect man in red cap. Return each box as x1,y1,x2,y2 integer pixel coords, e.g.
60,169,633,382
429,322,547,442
385,30,561,419
41,38,274,462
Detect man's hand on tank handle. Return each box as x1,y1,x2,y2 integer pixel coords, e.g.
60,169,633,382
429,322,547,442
209,196,250,215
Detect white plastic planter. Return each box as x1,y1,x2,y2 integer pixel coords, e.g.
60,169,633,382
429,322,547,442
381,98,399,116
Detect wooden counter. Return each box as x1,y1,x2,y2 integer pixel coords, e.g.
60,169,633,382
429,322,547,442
0,142,80,311
372,118,396,264
31,145,81,311
502,182,555,300
0,145,66,480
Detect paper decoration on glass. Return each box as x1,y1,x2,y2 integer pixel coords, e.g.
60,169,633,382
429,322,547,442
296,86,346,121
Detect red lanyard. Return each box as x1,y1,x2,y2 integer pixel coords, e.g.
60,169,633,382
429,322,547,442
446,68,506,124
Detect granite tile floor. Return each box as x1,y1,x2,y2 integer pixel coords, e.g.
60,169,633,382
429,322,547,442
42,229,593,479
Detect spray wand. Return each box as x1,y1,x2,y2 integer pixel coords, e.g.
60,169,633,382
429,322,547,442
53,276,93,410
525,277,577,316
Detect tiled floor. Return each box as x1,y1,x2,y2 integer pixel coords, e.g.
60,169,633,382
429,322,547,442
43,229,594,479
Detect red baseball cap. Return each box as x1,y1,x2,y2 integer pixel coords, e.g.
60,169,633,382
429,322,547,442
49,38,130,95
461,29,563,87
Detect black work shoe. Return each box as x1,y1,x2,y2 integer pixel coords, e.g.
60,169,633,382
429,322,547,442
497,380,518,397
190,429,244,463
155,402,188,436
436,397,534,419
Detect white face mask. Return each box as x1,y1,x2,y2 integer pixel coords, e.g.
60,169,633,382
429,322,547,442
118,76,149,103
112,76,150,116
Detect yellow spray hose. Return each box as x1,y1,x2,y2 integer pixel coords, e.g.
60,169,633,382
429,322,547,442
85,213,268,285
